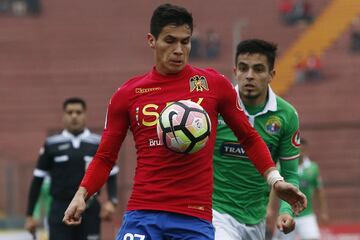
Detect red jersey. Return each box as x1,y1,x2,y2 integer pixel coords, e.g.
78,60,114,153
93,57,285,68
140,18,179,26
81,64,274,221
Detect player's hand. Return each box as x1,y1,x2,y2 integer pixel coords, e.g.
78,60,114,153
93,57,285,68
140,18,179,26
63,187,88,225
276,213,295,234
100,200,116,221
25,216,37,235
273,181,307,215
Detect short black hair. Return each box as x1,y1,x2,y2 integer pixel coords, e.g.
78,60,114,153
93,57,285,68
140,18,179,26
63,97,86,111
235,39,277,71
150,3,193,39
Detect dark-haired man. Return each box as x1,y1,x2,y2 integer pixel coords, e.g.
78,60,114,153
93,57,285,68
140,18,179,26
25,97,118,240
213,39,301,239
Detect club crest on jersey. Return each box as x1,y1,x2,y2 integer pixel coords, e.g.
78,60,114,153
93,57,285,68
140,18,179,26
189,75,209,92
291,129,301,147
265,116,281,134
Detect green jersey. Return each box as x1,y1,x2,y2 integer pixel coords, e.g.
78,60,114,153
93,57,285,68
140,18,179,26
33,176,52,221
297,157,321,217
213,87,300,224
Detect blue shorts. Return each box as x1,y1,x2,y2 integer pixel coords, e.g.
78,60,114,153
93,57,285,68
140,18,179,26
115,210,214,240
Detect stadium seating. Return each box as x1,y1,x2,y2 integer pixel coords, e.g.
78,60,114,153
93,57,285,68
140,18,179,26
1,1,359,238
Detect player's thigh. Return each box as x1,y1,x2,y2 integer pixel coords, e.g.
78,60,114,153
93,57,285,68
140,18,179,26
163,212,214,240
296,214,320,240
48,200,74,240
212,209,242,240
115,210,162,240
79,201,101,240
243,220,266,240
271,228,296,240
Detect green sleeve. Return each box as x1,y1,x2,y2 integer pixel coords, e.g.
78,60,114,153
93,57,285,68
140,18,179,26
314,164,322,189
32,180,52,220
278,109,300,216
279,158,299,216
32,195,42,220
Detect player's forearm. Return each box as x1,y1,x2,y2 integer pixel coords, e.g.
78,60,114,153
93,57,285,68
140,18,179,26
81,129,125,197
80,155,113,197
74,186,89,200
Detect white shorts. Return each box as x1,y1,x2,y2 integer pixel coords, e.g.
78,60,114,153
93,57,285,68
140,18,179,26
213,209,265,240
272,214,320,240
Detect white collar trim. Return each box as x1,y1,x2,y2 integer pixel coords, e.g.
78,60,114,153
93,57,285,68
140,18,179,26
62,129,90,148
235,85,277,118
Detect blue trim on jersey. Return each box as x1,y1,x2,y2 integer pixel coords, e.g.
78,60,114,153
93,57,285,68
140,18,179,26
116,210,214,240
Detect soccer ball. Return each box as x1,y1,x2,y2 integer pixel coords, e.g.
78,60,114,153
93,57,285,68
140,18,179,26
157,100,211,154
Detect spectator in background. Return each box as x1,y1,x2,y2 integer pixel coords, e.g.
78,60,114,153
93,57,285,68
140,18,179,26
292,0,313,25
350,15,360,53
278,0,294,26
278,0,313,26
190,29,202,60
25,97,119,240
26,0,42,15
205,29,220,60
271,138,329,240
294,53,306,83
304,52,322,81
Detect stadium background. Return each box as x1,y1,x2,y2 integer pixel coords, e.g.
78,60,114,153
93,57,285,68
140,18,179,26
0,0,360,239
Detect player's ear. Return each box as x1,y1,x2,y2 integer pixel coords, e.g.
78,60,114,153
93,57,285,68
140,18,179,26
233,66,237,76
147,33,156,49
269,69,275,84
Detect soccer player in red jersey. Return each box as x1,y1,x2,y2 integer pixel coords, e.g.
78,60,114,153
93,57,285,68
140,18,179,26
63,4,306,239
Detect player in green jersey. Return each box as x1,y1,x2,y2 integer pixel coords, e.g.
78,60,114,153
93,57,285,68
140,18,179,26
33,176,52,240
212,39,301,240
272,138,328,240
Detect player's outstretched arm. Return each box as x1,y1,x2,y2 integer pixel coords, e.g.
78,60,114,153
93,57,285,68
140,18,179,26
63,187,88,225
272,180,307,215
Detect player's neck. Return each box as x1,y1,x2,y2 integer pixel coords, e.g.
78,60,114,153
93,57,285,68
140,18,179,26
242,92,268,108
67,129,85,136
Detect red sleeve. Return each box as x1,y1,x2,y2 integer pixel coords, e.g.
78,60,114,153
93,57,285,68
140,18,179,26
217,76,275,175
80,88,129,196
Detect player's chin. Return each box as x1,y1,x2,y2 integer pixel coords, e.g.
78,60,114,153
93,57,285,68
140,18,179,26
167,64,185,74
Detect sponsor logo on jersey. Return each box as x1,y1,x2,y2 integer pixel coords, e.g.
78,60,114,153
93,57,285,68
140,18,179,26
291,129,301,147
189,75,209,92
140,98,204,127
135,87,161,94
149,138,162,147
220,142,273,158
265,116,281,134
218,119,226,125
220,142,247,158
